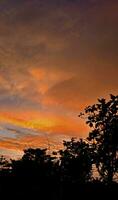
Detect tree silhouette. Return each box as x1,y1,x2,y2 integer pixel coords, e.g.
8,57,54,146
59,138,92,184
84,94,118,183
0,156,9,175
11,148,55,179
0,94,118,199
0,156,8,167
10,148,59,199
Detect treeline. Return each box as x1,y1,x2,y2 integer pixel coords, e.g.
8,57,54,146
0,94,118,199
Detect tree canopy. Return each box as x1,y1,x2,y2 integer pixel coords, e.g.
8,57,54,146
85,94,118,183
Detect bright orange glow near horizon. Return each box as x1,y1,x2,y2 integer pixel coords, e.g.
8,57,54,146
0,0,118,158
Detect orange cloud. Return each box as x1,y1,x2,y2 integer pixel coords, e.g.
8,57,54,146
0,110,88,137
0,0,117,158
0,133,69,158
0,108,89,158
29,67,74,94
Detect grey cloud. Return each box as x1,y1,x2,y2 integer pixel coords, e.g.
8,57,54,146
0,0,81,68
0,92,42,110
0,0,117,72
0,122,44,139
0,66,43,109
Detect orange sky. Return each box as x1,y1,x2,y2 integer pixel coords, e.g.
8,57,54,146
0,0,118,158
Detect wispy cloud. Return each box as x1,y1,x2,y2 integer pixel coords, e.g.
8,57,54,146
0,0,117,157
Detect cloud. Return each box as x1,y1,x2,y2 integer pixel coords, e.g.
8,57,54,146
0,110,88,137
0,0,81,68
0,130,71,158
44,74,118,112
0,0,117,73
0,122,44,139
0,0,117,157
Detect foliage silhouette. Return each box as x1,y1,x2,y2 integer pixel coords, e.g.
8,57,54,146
11,148,55,178
0,94,118,199
58,138,92,183
84,94,118,183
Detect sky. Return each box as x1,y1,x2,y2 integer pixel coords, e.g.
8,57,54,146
0,0,118,158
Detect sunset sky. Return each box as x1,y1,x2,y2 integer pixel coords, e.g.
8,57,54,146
0,0,118,158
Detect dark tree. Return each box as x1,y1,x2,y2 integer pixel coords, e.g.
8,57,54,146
84,94,118,183
0,156,10,174
0,156,8,167
59,138,92,184
11,148,55,179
